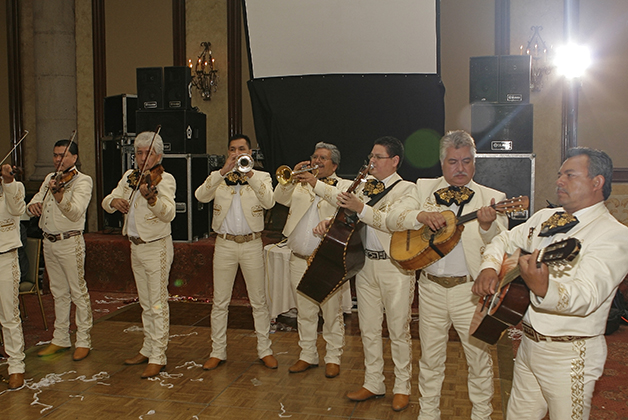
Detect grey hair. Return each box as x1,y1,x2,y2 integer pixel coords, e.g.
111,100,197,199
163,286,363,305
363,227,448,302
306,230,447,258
314,142,341,166
134,131,164,163
440,130,476,163
566,147,613,200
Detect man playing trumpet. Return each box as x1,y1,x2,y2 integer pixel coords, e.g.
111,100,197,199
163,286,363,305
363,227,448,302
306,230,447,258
274,142,352,378
195,134,278,370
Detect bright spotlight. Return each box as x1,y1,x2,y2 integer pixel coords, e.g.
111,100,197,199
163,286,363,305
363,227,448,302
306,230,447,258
554,44,591,79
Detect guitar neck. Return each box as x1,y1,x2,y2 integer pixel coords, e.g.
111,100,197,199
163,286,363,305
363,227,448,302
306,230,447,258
456,210,479,226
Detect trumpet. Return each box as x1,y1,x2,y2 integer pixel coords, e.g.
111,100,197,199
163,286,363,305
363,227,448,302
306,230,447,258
235,153,254,173
275,164,319,185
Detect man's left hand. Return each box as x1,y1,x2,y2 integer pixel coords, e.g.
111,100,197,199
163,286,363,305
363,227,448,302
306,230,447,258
337,191,364,213
518,249,549,297
477,198,497,231
140,184,158,206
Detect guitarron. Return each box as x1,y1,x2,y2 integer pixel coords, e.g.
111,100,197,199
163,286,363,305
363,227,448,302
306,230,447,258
469,237,582,345
390,196,529,271
297,164,370,304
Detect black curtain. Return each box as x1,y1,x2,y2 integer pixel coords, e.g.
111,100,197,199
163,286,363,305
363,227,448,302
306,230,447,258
248,74,445,182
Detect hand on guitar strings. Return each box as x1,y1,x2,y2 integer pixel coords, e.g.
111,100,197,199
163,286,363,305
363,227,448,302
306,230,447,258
337,191,364,213
417,211,447,232
313,219,331,237
518,249,550,298
477,198,498,231
473,268,500,297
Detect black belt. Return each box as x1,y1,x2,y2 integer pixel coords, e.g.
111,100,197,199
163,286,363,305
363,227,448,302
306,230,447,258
43,230,82,242
365,249,388,260
127,236,165,245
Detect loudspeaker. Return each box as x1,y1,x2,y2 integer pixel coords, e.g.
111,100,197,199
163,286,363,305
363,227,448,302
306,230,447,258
498,55,531,103
101,138,125,230
164,66,192,110
136,110,207,154
136,67,163,109
469,56,499,103
475,153,535,225
471,103,533,153
161,154,211,242
104,94,138,136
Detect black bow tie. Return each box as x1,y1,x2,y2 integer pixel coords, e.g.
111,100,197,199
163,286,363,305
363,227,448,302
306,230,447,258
318,177,338,186
224,171,248,186
434,185,475,206
362,179,385,197
538,211,579,237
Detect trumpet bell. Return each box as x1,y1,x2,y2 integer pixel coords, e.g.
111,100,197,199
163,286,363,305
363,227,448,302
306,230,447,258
236,154,254,173
275,165,293,185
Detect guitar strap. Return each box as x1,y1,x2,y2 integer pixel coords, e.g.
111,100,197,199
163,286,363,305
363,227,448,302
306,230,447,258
345,180,402,225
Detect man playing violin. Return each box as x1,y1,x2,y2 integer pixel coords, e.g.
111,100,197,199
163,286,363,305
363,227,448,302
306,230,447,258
386,130,506,419
314,136,416,411
473,148,628,420
102,131,176,379
195,134,277,371
0,163,27,389
27,139,94,362
274,142,353,379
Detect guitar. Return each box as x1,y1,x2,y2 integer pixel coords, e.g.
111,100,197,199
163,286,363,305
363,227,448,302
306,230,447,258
469,237,582,345
390,196,529,271
296,164,370,304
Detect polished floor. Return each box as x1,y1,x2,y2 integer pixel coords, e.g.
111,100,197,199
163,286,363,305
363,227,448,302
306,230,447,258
0,301,507,419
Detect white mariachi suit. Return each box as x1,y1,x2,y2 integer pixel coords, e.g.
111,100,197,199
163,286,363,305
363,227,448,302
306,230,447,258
353,173,417,396
274,174,352,366
387,177,507,420
102,169,176,365
27,169,93,350
195,170,275,360
0,180,26,375
480,203,628,420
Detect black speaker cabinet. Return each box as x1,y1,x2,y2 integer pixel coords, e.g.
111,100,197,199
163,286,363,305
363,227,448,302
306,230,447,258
470,56,499,103
161,154,211,242
164,66,192,110
475,153,535,225
471,103,533,153
104,94,138,136
499,55,531,103
101,138,125,230
136,110,207,154
136,67,163,109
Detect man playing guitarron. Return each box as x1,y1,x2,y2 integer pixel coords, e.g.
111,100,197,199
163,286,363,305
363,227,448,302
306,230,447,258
387,130,507,420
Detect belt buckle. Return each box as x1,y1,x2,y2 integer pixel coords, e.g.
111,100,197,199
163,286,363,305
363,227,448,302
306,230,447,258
441,278,452,287
235,235,245,244
46,233,57,243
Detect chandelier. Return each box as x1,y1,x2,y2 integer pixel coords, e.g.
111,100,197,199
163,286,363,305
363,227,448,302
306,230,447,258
520,26,554,92
188,42,218,101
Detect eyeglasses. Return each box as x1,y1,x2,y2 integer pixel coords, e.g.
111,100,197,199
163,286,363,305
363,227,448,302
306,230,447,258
367,153,393,161
310,154,330,162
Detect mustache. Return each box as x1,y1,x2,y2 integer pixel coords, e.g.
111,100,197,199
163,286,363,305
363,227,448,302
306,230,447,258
556,187,568,194
454,171,468,177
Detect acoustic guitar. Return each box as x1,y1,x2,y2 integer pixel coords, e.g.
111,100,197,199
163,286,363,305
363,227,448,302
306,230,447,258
390,196,529,271
469,237,582,345
296,164,370,304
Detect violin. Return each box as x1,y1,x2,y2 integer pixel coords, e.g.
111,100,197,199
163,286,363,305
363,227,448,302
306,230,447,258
127,164,164,190
51,167,78,194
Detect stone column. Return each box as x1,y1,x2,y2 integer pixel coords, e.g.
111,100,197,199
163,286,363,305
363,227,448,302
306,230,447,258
30,0,77,181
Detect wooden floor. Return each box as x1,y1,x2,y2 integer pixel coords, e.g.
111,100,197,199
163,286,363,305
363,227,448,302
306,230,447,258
0,302,509,419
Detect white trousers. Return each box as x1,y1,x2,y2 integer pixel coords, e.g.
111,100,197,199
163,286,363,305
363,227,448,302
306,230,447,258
131,236,173,365
355,258,415,395
0,250,25,374
507,334,606,420
211,237,273,360
417,273,493,420
289,255,344,365
43,235,92,348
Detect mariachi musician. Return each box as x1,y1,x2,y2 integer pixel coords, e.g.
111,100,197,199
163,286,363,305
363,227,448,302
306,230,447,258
314,136,416,412
28,138,94,362
102,131,176,379
274,142,352,379
195,134,277,371
386,130,507,419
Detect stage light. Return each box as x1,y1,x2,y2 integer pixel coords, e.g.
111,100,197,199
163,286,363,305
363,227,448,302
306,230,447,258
554,43,591,79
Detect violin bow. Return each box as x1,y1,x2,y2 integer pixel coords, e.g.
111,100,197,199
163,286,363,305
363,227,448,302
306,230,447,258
0,130,29,168
41,130,77,202
128,126,161,203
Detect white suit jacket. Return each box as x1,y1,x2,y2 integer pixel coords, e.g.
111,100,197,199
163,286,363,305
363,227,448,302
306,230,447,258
102,169,176,241
0,180,26,252
195,170,274,233
386,176,507,279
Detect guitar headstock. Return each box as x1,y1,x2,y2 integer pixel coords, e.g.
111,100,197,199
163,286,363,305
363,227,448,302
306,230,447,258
495,196,530,214
538,237,582,266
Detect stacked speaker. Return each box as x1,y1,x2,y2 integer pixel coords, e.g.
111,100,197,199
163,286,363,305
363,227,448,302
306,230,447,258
135,66,207,154
469,55,532,153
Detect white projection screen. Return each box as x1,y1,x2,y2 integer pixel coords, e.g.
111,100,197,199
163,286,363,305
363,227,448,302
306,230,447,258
243,0,438,78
